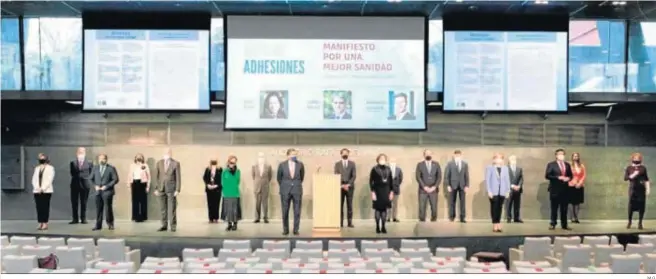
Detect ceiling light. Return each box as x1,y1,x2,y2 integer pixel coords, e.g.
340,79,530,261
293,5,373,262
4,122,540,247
455,0,464,2
211,101,225,105
66,101,81,105
568,102,583,107
387,0,403,2
612,1,627,5
428,102,442,107
585,103,616,107
535,0,548,4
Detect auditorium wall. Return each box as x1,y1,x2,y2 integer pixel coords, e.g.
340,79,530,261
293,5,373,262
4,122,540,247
2,102,656,221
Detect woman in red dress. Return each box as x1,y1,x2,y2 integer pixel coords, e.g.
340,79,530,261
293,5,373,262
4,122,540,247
568,152,586,223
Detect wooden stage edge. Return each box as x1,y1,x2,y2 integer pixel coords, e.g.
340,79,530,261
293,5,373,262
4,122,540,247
2,219,655,240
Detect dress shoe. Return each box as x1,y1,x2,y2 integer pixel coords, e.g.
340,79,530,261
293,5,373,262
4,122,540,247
419,219,426,222
375,228,381,234
381,228,387,234
430,218,437,222
254,219,260,223
81,220,88,224
506,219,511,223
92,227,102,231
460,220,467,223
225,224,233,231
157,227,168,232
108,225,114,230
386,218,391,222
293,231,300,236
232,223,238,231
264,219,269,224
561,227,572,231
347,224,354,228
514,220,524,223
282,231,289,236
171,228,176,232
69,220,79,225
548,225,556,230
393,219,399,222
573,220,580,224
449,218,455,222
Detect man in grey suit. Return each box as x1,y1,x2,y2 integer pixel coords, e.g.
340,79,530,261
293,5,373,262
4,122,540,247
277,148,305,235
387,157,403,222
444,150,470,223
252,152,273,223
89,154,119,231
506,155,525,223
334,148,356,228
415,149,442,222
154,148,181,232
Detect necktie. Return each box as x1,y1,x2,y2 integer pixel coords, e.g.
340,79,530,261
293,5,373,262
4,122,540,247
426,162,431,173
558,162,565,174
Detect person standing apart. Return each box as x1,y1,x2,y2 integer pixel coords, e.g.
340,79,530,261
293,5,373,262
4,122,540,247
154,148,181,232
387,157,403,222
69,147,92,224
625,153,650,229
416,149,441,222
506,155,524,223
369,154,394,234
334,148,356,228
32,153,54,230
544,148,573,230
90,154,119,231
252,152,272,223
569,153,586,224
222,156,242,231
277,148,305,236
203,159,222,223
444,150,469,223
485,153,510,233
127,153,150,222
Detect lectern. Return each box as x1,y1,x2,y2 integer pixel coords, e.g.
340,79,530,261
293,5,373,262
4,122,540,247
312,173,341,233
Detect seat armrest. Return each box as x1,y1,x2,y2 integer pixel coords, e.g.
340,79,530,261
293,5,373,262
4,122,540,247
125,249,142,271
508,248,523,270
544,256,560,268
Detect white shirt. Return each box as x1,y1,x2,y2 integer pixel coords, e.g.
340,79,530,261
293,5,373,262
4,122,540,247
132,165,144,179
32,165,55,193
342,160,348,169
426,161,432,173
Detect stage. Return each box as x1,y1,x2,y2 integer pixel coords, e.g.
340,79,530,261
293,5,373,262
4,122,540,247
2,219,654,260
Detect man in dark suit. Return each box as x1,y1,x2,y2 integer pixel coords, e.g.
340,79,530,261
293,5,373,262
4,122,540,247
387,157,403,222
544,148,574,230
415,149,441,222
327,94,352,120
69,147,93,224
444,150,469,223
89,153,119,231
154,148,182,232
277,148,305,235
506,155,525,223
388,93,416,120
334,148,356,228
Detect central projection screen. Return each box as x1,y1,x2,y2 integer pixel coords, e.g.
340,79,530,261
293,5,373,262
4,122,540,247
224,16,426,130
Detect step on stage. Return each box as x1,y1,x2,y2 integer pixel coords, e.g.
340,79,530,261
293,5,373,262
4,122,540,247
2,220,654,259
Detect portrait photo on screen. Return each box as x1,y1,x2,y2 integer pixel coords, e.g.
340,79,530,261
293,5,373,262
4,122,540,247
260,90,288,119
388,91,416,120
323,90,352,120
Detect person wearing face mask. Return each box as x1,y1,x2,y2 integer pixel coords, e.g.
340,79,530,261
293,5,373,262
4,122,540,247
69,147,93,224
415,149,441,222
89,154,119,231
252,152,272,223
221,155,242,231
277,148,305,235
444,150,470,223
127,153,150,222
203,158,223,223
485,153,511,233
334,148,356,228
505,155,524,223
544,148,573,230
154,148,182,232
32,153,55,230
568,153,586,224
624,153,650,229
387,157,403,223
369,154,394,234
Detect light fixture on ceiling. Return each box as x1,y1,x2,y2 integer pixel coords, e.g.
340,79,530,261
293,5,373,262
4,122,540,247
387,0,403,3
66,101,81,105
428,102,443,107
455,0,464,2
535,0,548,4
211,101,225,105
568,102,583,107
612,1,627,5
585,103,616,107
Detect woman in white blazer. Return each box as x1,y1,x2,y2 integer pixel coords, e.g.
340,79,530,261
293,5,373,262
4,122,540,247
32,153,55,230
127,153,150,222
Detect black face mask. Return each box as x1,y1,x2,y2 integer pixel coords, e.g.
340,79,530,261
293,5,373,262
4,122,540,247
229,163,236,168
38,159,46,164
136,158,144,163
633,160,642,165
425,156,432,161
210,160,217,166
341,155,348,160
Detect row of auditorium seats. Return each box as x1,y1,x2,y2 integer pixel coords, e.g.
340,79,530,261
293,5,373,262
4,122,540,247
2,234,656,273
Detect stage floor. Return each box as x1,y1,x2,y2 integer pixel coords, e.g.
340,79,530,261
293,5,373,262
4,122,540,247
2,219,655,240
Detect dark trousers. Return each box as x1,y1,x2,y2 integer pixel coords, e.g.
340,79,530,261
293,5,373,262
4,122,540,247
550,195,569,227
131,180,148,222
340,188,354,225
448,187,466,221
159,193,178,229
95,191,114,228
281,193,302,233
34,193,52,223
506,191,522,221
206,190,221,221
70,184,89,221
489,195,505,223
418,190,438,221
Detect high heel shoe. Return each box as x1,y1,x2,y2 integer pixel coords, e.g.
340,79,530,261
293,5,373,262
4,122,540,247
225,223,233,231
232,223,238,231
381,227,387,234
375,227,381,234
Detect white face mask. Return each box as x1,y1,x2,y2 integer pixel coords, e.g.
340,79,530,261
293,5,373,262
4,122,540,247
257,157,265,164
163,154,170,160
494,158,503,165
509,160,516,166
454,157,462,163
389,162,396,168
378,161,387,166
556,155,565,161
77,154,85,160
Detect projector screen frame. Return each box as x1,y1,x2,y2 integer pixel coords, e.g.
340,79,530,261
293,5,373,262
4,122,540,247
222,14,429,132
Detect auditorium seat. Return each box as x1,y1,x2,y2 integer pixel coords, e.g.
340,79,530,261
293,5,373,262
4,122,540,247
301,269,342,273
94,261,136,273
83,268,130,273
360,240,388,251
328,240,355,250
182,248,215,260
625,243,654,257
295,240,322,250
21,245,54,258
422,261,462,272
516,267,560,273
401,239,428,249
593,244,623,266
38,237,66,247
355,268,398,273
254,248,287,262
546,244,592,271
282,262,320,273
431,256,465,263
463,267,508,273
362,248,395,261
291,249,323,261
328,261,365,273
400,247,432,260
143,257,180,263
247,269,280,274
1,245,20,258
140,261,181,270
610,254,641,273
136,269,182,273
509,237,551,269
218,248,251,261
184,262,226,272
0,236,9,247
96,238,141,270
30,268,76,273
552,236,581,256
2,255,38,273
224,257,259,268
308,257,340,269
55,246,95,273
267,257,300,269
67,238,96,259
465,261,506,269
410,267,456,273
583,236,610,246
510,261,551,273
349,257,382,269
327,248,359,261
222,240,251,251
183,257,220,270
263,240,291,255
234,262,272,273
10,236,37,247
644,253,656,274
435,247,466,259
390,256,423,268
569,266,613,273
189,268,234,274
639,234,656,247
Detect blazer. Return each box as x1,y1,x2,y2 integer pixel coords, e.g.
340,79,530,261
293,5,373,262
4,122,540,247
69,159,93,188
277,160,305,196
444,160,470,189
544,160,573,197
32,165,55,194
508,165,524,193
485,165,511,197
203,167,222,192
390,165,403,194
415,160,442,191
89,164,119,195
154,159,181,193
334,160,356,189
252,163,273,194
127,163,151,184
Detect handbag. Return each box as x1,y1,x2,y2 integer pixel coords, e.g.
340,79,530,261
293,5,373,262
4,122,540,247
38,253,59,269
